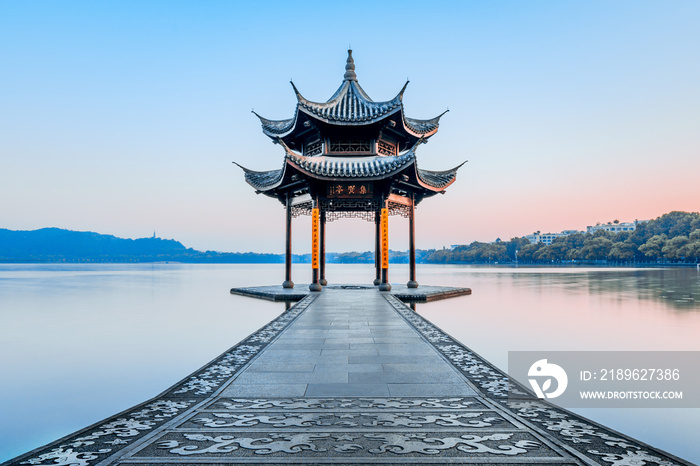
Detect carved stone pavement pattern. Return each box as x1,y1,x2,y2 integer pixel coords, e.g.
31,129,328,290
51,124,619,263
5,289,691,465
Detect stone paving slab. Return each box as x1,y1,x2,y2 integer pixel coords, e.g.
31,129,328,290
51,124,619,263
3,288,693,466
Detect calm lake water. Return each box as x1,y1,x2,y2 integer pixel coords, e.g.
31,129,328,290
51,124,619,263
1,263,699,463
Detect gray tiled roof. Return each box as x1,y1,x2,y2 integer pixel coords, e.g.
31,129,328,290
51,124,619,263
294,80,403,124
285,147,415,179
235,144,462,193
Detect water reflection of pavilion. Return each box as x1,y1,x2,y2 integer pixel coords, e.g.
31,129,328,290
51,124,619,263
237,50,464,291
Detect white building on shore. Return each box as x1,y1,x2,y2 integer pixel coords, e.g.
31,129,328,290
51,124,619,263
586,220,646,233
525,230,581,245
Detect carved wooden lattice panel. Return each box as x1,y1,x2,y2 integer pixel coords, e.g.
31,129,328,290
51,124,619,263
290,202,312,218
290,199,410,220
304,141,322,156
329,140,371,153
388,201,411,218
320,199,379,222
327,210,375,222
377,140,397,156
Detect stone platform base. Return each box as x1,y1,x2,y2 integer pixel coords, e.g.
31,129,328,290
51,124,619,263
230,284,471,302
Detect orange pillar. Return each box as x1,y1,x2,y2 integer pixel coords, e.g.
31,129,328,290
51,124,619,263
374,210,381,286
309,206,322,291
378,206,391,291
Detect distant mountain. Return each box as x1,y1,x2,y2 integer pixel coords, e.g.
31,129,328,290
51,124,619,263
0,228,282,263
0,228,434,264
0,228,187,259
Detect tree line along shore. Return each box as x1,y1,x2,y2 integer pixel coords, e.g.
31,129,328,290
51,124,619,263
1,211,698,265
429,211,700,265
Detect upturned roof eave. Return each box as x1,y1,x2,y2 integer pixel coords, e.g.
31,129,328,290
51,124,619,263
257,109,300,140
400,122,439,139
412,160,466,191
400,109,448,138
233,161,288,193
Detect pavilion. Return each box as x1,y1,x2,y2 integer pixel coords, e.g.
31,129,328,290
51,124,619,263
236,50,463,291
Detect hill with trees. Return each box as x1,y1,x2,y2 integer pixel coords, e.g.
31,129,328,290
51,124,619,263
426,211,700,265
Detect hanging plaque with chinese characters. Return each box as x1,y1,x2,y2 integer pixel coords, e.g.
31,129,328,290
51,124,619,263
327,182,374,198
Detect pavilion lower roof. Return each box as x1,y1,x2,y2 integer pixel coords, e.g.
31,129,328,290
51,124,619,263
237,144,463,194
286,149,415,179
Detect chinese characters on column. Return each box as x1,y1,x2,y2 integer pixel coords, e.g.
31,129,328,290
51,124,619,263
381,207,389,269
311,208,319,269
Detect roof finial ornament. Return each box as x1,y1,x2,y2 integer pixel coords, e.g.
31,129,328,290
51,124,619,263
343,49,357,81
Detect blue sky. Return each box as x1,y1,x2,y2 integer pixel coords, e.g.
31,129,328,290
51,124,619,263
1,1,699,253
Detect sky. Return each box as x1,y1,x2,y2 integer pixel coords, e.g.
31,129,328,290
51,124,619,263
1,1,699,253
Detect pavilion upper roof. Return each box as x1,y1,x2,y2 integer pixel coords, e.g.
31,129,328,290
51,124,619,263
254,50,447,147
292,79,404,125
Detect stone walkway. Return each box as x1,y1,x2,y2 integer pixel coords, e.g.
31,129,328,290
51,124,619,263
222,289,476,398
5,288,691,465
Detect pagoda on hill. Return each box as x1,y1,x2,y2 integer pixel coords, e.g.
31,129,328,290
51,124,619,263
236,50,464,291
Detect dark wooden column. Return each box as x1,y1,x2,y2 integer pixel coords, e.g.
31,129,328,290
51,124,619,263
319,210,327,286
407,194,418,288
374,210,381,286
309,199,322,292
378,201,391,291
282,194,294,289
